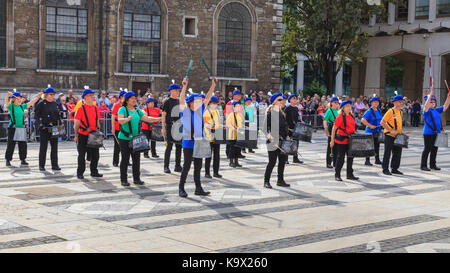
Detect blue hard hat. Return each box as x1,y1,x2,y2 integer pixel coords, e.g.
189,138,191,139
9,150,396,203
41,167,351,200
209,96,219,103
82,88,95,99
282,96,287,100
168,84,181,92
233,89,242,96
119,90,127,98
330,96,339,103
370,96,380,104
124,91,137,100
200,94,206,99
340,100,352,109
269,93,282,104
186,94,200,104
44,87,55,94
288,94,297,102
392,95,404,103
11,92,23,98
424,95,437,102
244,97,252,103
146,97,156,104
232,100,241,106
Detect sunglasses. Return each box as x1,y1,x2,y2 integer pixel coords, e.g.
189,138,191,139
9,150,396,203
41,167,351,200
47,93,55,96
276,98,283,102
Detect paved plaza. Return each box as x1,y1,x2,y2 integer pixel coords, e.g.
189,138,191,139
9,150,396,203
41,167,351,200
0,128,449,253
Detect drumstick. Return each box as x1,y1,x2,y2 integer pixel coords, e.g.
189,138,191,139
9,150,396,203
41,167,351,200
445,80,450,94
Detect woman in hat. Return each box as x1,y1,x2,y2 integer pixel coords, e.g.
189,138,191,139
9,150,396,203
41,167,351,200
243,97,256,154
330,100,359,181
263,93,290,188
4,90,42,166
420,90,450,171
35,86,62,171
226,100,244,168
178,77,216,198
117,92,161,186
203,95,223,178
285,94,303,164
323,96,339,168
361,95,383,166
142,97,162,159
111,90,127,167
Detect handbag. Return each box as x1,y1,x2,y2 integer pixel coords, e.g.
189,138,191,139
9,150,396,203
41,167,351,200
279,139,298,155
81,105,103,148
13,128,27,142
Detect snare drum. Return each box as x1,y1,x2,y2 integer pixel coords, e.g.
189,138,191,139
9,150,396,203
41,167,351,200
394,134,409,148
348,133,376,158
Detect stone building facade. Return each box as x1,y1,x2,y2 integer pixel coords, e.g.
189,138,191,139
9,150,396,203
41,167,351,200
0,0,282,96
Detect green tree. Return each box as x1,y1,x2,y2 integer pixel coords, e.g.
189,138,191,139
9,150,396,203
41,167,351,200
282,0,395,95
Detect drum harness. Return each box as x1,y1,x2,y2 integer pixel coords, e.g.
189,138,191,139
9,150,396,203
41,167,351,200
386,108,402,137
80,105,105,150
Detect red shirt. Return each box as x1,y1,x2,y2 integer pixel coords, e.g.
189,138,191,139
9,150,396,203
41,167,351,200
334,113,356,144
142,107,161,131
75,104,100,136
111,102,122,131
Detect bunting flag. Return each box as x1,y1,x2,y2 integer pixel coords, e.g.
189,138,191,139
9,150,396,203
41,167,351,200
429,48,433,93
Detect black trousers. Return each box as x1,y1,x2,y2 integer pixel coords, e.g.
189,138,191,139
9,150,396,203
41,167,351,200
421,134,438,168
119,139,141,182
205,142,220,175
164,126,182,168
143,130,157,157
264,148,287,182
229,141,241,160
5,127,27,161
179,148,203,189
366,133,381,162
77,134,99,175
412,113,420,127
326,136,337,166
113,131,120,165
382,134,402,171
39,128,58,168
335,143,354,177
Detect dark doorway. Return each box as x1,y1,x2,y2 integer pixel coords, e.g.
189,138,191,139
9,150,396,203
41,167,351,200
132,82,151,97
225,85,242,96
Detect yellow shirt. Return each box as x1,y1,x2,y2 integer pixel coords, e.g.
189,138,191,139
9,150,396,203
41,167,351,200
382,108,403,137
73,100,97,113
203,109,221,142
226,112,243,140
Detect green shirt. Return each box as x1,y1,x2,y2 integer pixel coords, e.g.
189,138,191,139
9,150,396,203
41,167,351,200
117,106,145,141
244,105,255,122
7,104,28,128
324,108,338,124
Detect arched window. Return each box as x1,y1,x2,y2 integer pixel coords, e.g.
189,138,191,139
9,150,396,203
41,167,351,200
0,0,6,67
45,0,88,70
217,3,252,78
122,0,161,74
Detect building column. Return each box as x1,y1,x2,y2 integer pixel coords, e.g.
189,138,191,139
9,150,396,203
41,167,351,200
296,54,306,93
423,54,442,103
429,0,437,22
335,68,344,96
408,0,415,24
364,57,383,97
388,2,396,25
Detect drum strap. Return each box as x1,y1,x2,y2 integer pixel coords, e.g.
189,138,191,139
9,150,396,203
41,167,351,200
9,105,24,128
80,105,98,132
424,110,442,133
337,113,349,137
387,108,402,131
119,107,133,138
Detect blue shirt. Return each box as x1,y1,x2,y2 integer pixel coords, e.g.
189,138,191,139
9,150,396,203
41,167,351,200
423,106,443,135
180,104,205,149
363,108,382,133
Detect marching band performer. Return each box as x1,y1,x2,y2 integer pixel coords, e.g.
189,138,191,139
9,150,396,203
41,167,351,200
142,97,162,159
285,94,303,164
178,77,216,198
203,96,223,178
323,96,339,168
243,97,256,154
35,86,62,171
225,89,244,159
117,92,161,186
111,90,127,167
361,95,383,166
4,90,42,166
74,88,102,179
420,90,450,171
226,101,244,168
263,93,290,189
330,100,359,181
380,95,405,175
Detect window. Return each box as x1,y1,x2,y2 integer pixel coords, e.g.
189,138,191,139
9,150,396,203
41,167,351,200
122,0,161,74
416,0,429,19
396,0,409,21
184,17,196,36
45,0,88,70
0,0,6,67
437,0,450,16
217,3,251,78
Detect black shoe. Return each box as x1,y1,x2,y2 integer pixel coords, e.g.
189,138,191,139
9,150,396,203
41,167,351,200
264,181,272,189
238,155,246,159
39,166,46,172
392,170,403,175
128,163,132,167
277,181,290,187
431,166,441,171
293,158,303,164
286,161,290,165
347,175,359,181
134,180,145,185
143,154,150,159
164,167,171,174
5,160,11,167
195,189,210,196
335,176,343,181
152,154,160,158
326,164,333,169
174,166,182,173
121,181,130,187
205,174,212,179
229,162,236,168
421,166,431,171
249,150,255,154
375,159,382,165
113,163,119,167
20,160,29,166
77,174,84,179
383,169,392,175
213,173,223,178
179,188,188,198
365,160,373,166
52,166,61,171
91,173,103,178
